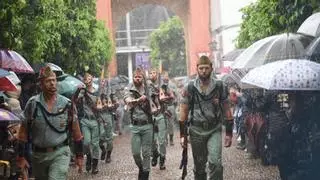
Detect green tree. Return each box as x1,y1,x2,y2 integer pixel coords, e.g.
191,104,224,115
0,0,26,49
0,0,113,76
236,0,320,48
149,16,186,77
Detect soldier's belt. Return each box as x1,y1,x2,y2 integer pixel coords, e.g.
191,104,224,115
191,121,218,130
33,140,68,153
131,120,151,126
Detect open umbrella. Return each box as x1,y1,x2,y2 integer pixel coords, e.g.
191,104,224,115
241,59,320,91
221,49,245,62
33,62,64,77
0,50,34,73
297,12,320,37
57,74,84,98
231,33,313,69
0,68,10,78
306,36,320,63
0,108,20,121
0,76,18,91
6,71,20,85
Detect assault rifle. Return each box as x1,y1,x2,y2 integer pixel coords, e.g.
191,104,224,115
179,121,188,180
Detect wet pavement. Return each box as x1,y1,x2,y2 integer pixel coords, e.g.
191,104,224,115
68,130,280,180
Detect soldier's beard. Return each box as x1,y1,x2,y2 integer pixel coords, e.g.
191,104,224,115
133,81,142,87
199,74,211,81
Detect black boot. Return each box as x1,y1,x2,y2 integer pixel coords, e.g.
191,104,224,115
142,171,149,180
151,151,159,167
100,141,106,160
138,167,143,180
91,158,99,174
86,154,92,172
169,135,174,146
159,156,166,170
105,150,112,163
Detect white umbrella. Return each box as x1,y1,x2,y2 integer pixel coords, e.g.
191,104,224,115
297,12,320,37
241,59,320,91
231,33,313,69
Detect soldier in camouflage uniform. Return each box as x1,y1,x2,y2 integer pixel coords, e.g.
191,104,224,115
179,56,234,180
162,72,178,146
149,68,169,170
124,69,153,180
16,65,84,180
98,93,115,163
74,72,100,174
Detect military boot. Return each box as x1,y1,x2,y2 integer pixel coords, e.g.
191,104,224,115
159,156,166,170
138,167,143,180
151,151,159,167
86,154,92,172
99,141,106,160
141,171,150,180
169,135,174,146
105,150,112,163
91,158,99,174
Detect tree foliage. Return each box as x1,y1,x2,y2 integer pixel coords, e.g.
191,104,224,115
236,0,320,48
149,16,186,77
0,0,113,76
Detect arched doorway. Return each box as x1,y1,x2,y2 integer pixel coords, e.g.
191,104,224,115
115,5,187,79
96,0,211,76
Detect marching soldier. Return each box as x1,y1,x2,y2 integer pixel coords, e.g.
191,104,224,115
179,55,234,179
16,65,84,180
98,93,115,163
124,68,153,180
149,68,168,170
74,72,100,174
161,72,178,146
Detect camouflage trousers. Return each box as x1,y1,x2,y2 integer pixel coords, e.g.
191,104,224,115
166,105,177,136
32,146,71,180
152,114,167,157
80,118,100,159
189,125,223,180
100,117,114,152
130,124,153,171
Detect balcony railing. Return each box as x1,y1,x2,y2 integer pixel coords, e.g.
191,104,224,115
115,29,155,49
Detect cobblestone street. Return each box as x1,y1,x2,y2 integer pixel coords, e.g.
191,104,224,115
68,130,280,180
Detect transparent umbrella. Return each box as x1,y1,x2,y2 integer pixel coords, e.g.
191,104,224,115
297,12,320,37
306,36,320,63
231,33,313,69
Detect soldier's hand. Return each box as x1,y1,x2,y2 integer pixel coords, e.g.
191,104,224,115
16,157,29,169
180,137,187,149
138,95,147,102
75,156,84,173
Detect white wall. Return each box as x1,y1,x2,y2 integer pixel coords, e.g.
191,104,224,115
212,0,256,56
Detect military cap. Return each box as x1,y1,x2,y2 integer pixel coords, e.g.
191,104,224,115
133,68,144,76
197,55,212,66
38,65,55,80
